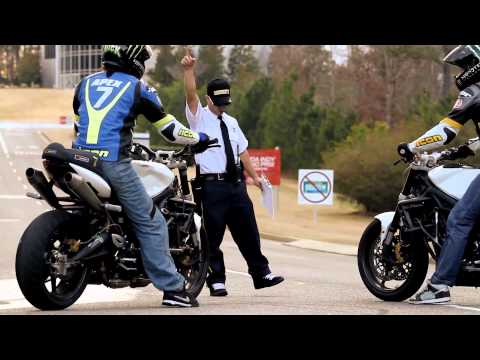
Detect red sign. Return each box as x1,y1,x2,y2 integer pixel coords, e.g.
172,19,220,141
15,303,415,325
246,148,281,186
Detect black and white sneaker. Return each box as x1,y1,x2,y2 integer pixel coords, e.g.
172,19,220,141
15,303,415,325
409,280,451,305
253,273,285,289
162,287,199,308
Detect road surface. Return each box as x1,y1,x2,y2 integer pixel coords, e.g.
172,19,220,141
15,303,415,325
1,124,480,315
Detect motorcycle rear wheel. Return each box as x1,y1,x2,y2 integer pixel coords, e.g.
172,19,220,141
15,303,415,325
15,210,89,311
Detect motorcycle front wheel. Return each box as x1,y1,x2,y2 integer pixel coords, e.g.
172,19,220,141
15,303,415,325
357,219,429,302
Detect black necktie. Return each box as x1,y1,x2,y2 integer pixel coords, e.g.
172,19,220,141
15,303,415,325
218,115,237,177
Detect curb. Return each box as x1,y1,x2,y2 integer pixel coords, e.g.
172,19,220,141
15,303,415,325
260,232,357,257
260,232,434,262
284,240,357,257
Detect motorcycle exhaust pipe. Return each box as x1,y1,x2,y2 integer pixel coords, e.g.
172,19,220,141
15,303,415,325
25,168,59,208
64,172,103,212
71,232,109,261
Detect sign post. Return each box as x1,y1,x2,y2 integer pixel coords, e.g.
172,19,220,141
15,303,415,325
298,169,334,223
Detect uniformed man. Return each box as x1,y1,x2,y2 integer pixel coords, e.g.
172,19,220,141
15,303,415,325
181,51,284,297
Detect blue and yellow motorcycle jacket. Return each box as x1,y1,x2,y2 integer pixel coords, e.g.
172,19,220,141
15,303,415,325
73,71,199,161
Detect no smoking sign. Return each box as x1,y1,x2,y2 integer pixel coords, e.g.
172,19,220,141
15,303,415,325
298,169,334,205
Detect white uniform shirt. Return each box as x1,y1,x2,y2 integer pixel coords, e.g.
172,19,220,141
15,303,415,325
185,102,249,174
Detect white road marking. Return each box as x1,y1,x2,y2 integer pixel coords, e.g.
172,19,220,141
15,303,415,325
442,304,480,313
0,219,20,223
0,132,9,158
226,269,251,277
0,195,29,200
0,279,140,311
14,151,42,156
0,122,70,129
5,131,28,137
38,131,51,145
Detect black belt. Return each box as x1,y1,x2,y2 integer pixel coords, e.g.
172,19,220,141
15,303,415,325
200,173,228,181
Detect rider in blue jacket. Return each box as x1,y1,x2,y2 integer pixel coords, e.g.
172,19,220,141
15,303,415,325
73,45,210,307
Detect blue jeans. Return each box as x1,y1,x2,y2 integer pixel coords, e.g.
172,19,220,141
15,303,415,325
431,174,480,286
102,158,184,291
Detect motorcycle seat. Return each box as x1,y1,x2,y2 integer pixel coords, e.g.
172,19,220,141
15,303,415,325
42,142,104,176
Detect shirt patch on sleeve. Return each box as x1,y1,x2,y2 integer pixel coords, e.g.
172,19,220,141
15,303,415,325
459,90,473,98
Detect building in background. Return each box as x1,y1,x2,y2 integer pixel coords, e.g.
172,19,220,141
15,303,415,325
40,45,344,88
41,45,103,88
40,45,157,88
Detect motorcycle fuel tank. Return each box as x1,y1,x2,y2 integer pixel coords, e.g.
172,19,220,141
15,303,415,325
428,165,480,200
131,160,175,198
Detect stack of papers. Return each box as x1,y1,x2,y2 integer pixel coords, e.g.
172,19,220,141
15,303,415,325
260,175,275,218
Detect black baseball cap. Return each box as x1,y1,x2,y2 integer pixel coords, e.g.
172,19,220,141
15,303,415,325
207,78,232,106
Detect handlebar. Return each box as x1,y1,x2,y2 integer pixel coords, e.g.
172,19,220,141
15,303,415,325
131,142,157,161
130,138,219,162
395,146,470,168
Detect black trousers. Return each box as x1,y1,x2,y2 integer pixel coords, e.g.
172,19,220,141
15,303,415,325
201,180,270,285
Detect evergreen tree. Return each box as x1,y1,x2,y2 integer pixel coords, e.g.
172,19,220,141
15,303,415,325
258,76,299,172
148,45,178,86
233,77,274,147
227,45,259,85
196,45,225,87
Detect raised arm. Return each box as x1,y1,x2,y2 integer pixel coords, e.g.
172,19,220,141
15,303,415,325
181,49,199,116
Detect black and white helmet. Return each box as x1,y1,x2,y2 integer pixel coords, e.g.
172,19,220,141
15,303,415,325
102,45,153,79
443,45,480,90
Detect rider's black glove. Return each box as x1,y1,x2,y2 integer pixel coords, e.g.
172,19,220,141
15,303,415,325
448,144,475,160
191,132,210,154
397,143,414,162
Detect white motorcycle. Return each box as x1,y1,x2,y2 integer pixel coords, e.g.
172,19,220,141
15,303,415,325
358,144,480,301
15,140,217,310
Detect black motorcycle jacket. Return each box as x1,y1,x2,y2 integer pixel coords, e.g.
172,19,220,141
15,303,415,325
408,83,480,154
